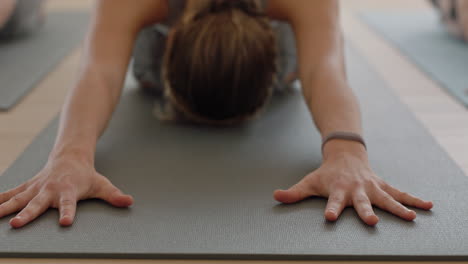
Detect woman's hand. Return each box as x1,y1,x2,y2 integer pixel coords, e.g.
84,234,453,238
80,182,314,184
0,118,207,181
0,156,134,228
273,140,433,226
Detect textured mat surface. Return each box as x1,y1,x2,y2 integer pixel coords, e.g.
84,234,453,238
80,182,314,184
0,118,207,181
361,11,468,107
0,47,467,260
0,12,89,110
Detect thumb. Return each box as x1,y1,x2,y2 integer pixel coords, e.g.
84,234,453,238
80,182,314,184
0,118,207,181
94,178,134,208
274,177,318,204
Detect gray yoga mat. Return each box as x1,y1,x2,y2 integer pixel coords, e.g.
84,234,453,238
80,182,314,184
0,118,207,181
0,11,89,110
0,47,467,261
361,11,468,107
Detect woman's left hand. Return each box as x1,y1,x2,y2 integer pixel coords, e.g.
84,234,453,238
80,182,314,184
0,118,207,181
273,141,433,226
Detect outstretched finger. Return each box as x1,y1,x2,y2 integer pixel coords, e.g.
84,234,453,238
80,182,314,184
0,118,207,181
0,191,35,218
352,191,379,226
58,192,77,226
10,192,51,228
274,175,319,204
95,177,134,208
0,182,29,204
324,190,347,222
382,184,433,210
373,189,416,221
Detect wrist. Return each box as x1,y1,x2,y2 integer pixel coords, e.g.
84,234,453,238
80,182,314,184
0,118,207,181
48,145,94,166
322,139,368,161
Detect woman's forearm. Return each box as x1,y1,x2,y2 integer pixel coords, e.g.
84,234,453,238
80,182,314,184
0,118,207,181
275,0,363,156
48,65,123,165
46,0,160,165
304,71,362,135
302,65,367,158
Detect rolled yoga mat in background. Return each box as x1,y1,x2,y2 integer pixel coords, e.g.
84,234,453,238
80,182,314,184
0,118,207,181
0,47,467,261
361,10,468,107
0,12,89,111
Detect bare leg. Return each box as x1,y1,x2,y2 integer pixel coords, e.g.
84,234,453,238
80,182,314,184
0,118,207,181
0,0,16,29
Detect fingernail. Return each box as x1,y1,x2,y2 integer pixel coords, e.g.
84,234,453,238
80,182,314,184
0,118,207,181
10,217,21,225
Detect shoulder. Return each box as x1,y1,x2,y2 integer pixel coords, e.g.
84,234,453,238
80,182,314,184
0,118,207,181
94,0,169,31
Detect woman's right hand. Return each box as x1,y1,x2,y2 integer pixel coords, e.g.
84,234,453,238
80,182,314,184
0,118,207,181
0,156,134,228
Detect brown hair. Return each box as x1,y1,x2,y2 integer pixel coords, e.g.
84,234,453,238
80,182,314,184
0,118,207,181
158,0,277,126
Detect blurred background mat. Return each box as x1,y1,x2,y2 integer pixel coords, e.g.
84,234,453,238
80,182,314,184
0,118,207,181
361,11,468,108
0,11,88,111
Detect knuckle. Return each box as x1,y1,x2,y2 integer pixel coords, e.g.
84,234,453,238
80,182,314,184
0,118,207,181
332,181,348,191
373,192,390,204
60,199,75,207
1,188,16,198
353,195,368,204
17,210,30,219
346,179,361,190
30,193,50,207
11,194,26,204
19,180,32,189
387,202,403,212
304,182,318,194
362,178,373,185
292,184,309,197
327,196,340,204
363,178,379,190
301,175,317,187
378,180,390,189
43,181,74,192
399,191,410,198
43,181,60,191
351,178,370,189
25,183,40,194
329,191,344,200
91,176,109,192
60,181,75,189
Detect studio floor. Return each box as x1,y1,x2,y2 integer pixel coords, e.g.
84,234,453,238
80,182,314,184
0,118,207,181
0,0,467,263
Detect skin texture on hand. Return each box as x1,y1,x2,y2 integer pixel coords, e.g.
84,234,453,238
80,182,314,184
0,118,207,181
274,140,434,226
0,157,133,228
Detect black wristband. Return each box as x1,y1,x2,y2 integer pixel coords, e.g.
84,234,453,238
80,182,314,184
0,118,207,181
321,131,367,153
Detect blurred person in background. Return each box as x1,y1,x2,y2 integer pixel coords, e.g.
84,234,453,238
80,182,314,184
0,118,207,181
431,0,468,42
0,0,45,40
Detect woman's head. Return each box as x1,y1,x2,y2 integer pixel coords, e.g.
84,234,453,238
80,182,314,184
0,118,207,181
161,0,277,125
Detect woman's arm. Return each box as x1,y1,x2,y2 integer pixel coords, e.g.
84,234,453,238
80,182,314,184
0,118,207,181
51,0,167,163
268,1,359,142
0,0,167,228
268,0,433,225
